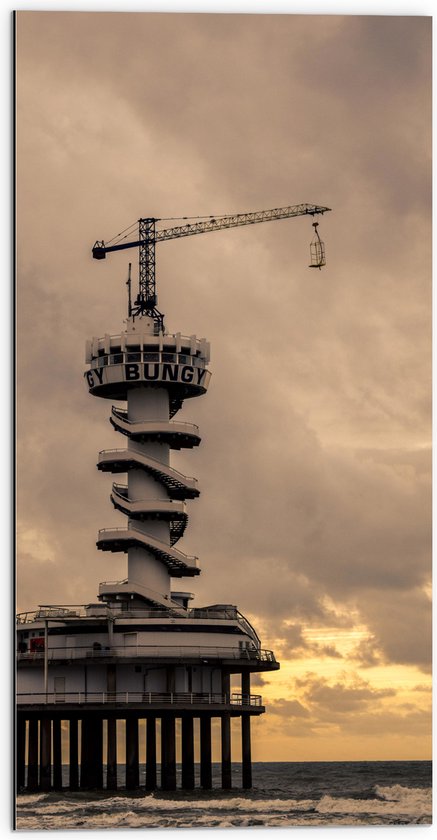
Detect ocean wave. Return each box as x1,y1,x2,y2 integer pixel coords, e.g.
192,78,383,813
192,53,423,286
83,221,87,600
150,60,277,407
16,782,432,829
17,793,317,816
317,785,431,819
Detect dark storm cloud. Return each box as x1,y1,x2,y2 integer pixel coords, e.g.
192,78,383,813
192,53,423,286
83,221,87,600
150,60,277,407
348,636,382,668
260,621,343,661
269,698,311,719
17,12,431,681
302,676,396,713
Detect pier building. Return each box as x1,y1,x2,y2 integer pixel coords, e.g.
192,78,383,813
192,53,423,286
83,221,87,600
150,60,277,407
16,315,279,792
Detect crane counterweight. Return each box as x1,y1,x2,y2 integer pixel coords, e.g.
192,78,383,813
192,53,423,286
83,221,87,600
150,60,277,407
92,242,107,260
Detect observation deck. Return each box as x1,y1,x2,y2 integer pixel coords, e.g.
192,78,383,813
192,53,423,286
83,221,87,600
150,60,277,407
84,330,211,405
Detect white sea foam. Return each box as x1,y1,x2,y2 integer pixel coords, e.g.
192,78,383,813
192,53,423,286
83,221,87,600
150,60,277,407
15,792,48,806
16,783,432,829
317,785,431,818
18,793,316,815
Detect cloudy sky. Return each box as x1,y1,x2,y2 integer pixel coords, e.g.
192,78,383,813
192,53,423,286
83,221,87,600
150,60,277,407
16,9,431,761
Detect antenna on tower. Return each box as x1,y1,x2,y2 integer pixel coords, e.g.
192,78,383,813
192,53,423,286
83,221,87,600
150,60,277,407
126,263,132,318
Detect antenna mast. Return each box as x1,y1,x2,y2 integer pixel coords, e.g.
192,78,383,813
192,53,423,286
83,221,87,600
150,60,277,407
126,263,132,318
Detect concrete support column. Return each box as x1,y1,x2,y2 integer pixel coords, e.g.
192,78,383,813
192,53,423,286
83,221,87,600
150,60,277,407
80,716,91,789
69,719,79,791
92,716,103,789
40,717,52,791
200,716,212,790
52,718,62,790
81,715,103,789
181,715,195,790
161,714,176,791
241,714,252,789
145,717,157,791
16,714,26,791
106,716,117,790
27,719,39,791
125,715,139,790
221,713,232,790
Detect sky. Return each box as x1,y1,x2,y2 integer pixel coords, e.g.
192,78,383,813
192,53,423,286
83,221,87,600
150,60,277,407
16,9,431,762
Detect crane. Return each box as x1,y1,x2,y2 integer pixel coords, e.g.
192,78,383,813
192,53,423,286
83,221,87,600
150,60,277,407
92,202,331,331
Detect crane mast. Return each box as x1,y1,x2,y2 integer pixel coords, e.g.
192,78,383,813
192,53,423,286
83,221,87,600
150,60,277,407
92,202,331,330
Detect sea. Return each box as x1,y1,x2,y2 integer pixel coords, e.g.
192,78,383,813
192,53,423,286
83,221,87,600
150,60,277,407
15,760,432,830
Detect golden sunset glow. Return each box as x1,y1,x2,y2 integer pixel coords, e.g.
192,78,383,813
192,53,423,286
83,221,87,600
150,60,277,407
17,10,431,766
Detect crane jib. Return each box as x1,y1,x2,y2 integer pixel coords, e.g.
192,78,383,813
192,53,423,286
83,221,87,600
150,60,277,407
156,204,331,243
92,204,331,259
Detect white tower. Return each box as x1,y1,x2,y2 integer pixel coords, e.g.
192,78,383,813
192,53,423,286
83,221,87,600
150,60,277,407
85,316,211,609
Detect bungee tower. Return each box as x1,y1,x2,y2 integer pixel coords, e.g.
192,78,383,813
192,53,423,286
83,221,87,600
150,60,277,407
90,318,209,606
17,203,330,793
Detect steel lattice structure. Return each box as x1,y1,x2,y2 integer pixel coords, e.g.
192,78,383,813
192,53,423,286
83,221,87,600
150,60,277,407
93,202,331,327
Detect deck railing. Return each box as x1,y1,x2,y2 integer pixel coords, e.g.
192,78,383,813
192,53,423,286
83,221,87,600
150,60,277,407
91,351,207,369
16,691,262,707
17,644,276,663
111,407,199,433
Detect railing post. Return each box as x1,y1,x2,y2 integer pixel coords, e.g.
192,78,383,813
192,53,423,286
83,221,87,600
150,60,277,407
149,691,151,704
190,693,193,704
126,691,128,703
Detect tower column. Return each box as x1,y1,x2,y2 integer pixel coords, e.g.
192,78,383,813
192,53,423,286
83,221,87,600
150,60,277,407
69,718,79,790
27,718,39,791
161,714,176,790
181,714,195,790
145,716,157,791
125,714,139,789
200,715,212,790
127,386,172,600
